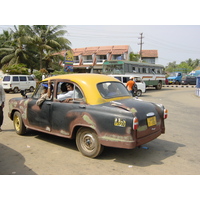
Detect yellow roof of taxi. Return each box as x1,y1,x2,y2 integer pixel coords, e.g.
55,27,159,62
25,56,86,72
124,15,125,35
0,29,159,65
44,74,127,105
45,73,118,83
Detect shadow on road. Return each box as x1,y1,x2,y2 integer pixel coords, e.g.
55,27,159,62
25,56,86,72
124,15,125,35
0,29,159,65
0,143,37,175
98,139,185,166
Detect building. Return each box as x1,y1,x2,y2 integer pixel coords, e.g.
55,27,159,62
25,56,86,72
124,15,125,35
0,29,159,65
60,45,131,73
59,46,158,73
140,50,158,64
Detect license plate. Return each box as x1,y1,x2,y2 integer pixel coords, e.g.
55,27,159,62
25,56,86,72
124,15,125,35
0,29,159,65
147,116,157,127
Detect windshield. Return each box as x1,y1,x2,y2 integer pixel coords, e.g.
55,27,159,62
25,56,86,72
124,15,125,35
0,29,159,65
97,81,131,98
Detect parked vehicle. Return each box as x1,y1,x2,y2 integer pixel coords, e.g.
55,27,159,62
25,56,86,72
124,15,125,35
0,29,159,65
109,75,146,96
167,72,182,85
189,70,200,77
2,75,36,93
8,74,167,158
181,75,196,85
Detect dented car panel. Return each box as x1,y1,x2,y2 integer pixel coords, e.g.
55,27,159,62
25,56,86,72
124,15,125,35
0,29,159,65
8,74,167,158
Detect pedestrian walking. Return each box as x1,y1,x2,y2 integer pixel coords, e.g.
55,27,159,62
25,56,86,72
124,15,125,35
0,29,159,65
126,76,135,96
0,84,5,131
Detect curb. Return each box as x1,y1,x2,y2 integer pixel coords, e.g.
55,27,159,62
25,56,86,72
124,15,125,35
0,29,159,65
163,85,196,88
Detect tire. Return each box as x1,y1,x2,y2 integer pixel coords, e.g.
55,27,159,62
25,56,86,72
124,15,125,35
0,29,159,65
156,82,162,90
13,111,26,135
76,127,104,158
29,86,34,92
136,90,142,97
13,87,19,93
175,80,180,85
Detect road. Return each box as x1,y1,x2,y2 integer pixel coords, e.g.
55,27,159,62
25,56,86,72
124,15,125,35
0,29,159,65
0,87,200,175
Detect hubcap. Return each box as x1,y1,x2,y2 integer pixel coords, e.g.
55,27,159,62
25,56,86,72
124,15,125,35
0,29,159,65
82,133,96,151
14,116,20,131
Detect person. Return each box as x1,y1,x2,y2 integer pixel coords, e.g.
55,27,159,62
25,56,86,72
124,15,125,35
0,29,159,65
57,83,74,102
36,80,52,106
42,73,46,80
107,84,118,97
126,76,135,96
0,84,5,131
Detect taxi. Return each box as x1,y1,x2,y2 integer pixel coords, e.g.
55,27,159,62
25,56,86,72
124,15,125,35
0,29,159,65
8,74,168,158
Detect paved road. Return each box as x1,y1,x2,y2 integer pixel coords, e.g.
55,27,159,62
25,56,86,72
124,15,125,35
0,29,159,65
0,87,200,175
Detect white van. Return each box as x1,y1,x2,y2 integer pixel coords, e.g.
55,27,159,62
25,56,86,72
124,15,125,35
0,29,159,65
2,75,36,93
109,75,146,96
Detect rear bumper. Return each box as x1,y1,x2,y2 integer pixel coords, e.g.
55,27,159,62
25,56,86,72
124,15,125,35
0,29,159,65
99,129,163,149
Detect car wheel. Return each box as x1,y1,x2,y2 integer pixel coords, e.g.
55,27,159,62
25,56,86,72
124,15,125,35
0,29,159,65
29,86,34,92
13,87,19,93
136,90,142,97
76,127,104,158
175,81,180,85
13,111,26,135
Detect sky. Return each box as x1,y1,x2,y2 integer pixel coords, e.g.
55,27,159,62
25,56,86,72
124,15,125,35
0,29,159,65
1,25,199,67
0,1,200,67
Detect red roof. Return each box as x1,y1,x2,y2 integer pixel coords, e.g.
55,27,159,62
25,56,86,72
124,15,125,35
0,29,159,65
140,50,158,58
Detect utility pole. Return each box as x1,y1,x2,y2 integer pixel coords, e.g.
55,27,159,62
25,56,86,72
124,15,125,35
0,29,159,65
138,33,144,62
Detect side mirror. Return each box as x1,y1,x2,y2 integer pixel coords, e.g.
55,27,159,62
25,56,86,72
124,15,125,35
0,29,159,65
20,90,27,98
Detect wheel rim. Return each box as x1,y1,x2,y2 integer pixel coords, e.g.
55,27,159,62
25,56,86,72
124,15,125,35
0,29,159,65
14,115,20,132
81,133,96,152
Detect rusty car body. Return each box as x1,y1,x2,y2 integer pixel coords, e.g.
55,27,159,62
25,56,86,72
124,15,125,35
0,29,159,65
8,74,168,158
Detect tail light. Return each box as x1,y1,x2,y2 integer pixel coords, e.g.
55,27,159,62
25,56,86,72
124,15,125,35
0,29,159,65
164,109,168,119
133,117,138,130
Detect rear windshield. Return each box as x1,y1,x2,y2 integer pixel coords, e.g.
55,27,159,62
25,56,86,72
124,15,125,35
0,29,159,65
97,81,130,99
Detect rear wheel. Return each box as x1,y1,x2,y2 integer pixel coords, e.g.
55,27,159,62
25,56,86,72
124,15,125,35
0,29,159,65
13,111,26,135
13,87,19,93
29,86,34,92
156,82,162,90
76,127,104,158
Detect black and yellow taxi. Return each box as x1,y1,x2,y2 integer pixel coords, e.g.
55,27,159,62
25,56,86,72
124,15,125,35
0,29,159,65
8,74,167,158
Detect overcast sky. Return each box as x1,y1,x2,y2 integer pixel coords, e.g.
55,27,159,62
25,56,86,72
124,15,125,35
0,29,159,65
1,1,200,67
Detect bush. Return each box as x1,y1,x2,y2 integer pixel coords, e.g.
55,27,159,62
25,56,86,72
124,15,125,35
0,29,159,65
2,63,29,74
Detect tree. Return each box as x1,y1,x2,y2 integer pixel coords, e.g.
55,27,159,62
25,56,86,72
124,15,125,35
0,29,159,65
25,25,71,69
129,52,140,61
0,25,72,72
0,25,33,68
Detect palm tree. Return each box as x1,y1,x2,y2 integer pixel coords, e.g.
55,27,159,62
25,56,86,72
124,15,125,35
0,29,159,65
0,25,33,66
26,25,71,69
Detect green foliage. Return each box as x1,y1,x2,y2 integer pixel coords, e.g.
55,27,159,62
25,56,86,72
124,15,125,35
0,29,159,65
165,59,200,73
2,63,28,74
0,25,71,71
129,52,140,61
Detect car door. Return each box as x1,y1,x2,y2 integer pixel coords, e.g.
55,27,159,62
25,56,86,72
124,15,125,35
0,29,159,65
19,76,28,90
50,85,85,136
27,98,52,132
26,82,52,131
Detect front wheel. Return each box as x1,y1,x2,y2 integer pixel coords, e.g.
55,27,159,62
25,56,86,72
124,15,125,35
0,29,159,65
136,90,142,97
76,127,104,158
13,111,26,135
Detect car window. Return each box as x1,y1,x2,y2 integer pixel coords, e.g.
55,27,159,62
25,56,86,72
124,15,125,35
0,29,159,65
28,76,34,81
56,82,84,101
32,82,53,100
19,76,27,81
3,76,10,81
97,81,130,98
13,76,19,81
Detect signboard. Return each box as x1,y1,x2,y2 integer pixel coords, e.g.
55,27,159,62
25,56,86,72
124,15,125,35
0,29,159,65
64,51,73,72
